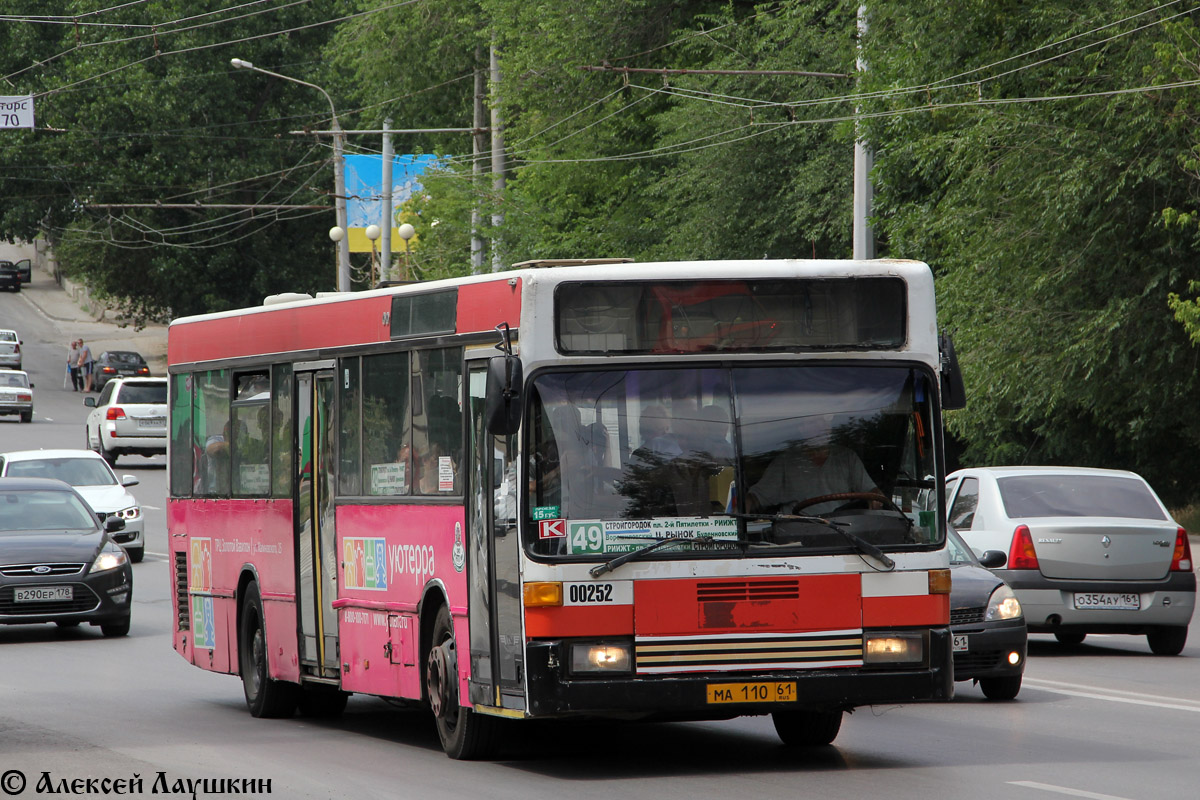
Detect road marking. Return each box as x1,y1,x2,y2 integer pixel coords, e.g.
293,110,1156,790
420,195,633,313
1024,678,1200,713
1008,781,1132,800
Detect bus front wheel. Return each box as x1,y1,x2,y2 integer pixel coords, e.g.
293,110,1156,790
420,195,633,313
239,582,298,718
426,605,498,759
772,709,843,746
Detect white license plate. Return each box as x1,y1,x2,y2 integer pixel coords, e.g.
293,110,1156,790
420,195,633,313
137,417,165,429
15,586,72,602
1073,592,1140,610
952,634,969,652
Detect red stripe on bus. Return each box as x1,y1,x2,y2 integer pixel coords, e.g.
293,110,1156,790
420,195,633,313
634,574,863,636
457,278,522,334
861,594,949,627
525,604,634,638
169,296,393,363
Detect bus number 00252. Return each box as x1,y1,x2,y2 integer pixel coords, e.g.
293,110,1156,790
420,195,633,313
568,583,614,604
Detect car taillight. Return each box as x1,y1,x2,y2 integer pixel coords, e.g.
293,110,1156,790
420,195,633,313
106,407,126,421
101,366,117,375
1171,527,1193,572
1008,524,1040,570
137,367,150,375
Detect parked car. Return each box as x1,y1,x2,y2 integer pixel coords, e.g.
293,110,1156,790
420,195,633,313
13,258,31,283
0,261,19,293
0,329,21,369
0,450,145,563
0,369,34,423
0,476,132,636
84,377,168,466
92,350,151,391
947,466,1195,655
947,525,1027,699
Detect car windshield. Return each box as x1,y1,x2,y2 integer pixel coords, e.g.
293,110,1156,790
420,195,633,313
996,474,1167,520
0,490,97,532
107,352,144,365
520,364,942,560
116,383,166,403
5,457,117,487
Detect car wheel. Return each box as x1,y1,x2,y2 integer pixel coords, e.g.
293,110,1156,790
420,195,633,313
979,675,1022,700
1147,625,1188,656
20,411,31,423
298,686,349,719
426,604,498,759
239,582,298,718
128,547,145,564
772,709,843,746
101,447,118,467
101,615,130,637
1054,632,1086,645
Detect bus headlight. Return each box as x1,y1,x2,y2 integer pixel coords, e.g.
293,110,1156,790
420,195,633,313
570,642,632,674
863,632,925,665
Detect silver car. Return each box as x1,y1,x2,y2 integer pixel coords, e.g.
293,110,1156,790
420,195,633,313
947,466,1195,655
0,369,33,423
84,377,168,466
0,329,21,370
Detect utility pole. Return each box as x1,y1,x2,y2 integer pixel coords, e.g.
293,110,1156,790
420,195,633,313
852,4,875,260
490,41,506,273
381,118,394,282
471,49,486,274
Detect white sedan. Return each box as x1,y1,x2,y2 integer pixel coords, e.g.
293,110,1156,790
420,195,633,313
0,449,145,562
946,465,1194,655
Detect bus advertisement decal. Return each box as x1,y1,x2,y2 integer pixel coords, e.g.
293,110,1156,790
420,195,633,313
343,537,388,590
191,595,215,650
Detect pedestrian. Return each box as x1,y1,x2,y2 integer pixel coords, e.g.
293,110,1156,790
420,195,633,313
77,338,94,392
67,339,83,391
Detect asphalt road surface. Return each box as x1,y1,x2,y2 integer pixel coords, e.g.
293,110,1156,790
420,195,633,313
1,287,1197,800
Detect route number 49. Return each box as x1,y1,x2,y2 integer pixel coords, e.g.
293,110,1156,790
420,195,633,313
569,523,604,554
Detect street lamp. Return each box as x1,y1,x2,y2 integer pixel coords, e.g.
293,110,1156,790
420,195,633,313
398,223,415,281
231,57,351,292
364,224,381,285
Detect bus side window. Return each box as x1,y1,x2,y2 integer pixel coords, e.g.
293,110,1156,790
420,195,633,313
414,348,463,495
362,351,411,496
170,373,193,498
271,364,293,499
194,369,231,497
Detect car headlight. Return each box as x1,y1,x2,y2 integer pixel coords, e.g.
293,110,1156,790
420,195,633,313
113,505,141,520
569,642,632,674
985,584,1023,621
91,545,129,574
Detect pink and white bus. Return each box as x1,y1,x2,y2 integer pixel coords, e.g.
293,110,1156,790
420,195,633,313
167,258,965,758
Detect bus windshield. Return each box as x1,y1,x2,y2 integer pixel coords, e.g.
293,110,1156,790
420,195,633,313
521,364,941,559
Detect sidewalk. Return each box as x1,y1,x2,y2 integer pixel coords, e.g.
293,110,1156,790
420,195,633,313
20,256,168,377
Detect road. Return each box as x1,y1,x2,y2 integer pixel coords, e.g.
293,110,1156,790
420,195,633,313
1,287,1198,800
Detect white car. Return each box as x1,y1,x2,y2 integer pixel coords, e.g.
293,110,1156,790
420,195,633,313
947,466,1195,655
0,449,145,562
0,329,21,370
84,377,168,466
0,369,33,423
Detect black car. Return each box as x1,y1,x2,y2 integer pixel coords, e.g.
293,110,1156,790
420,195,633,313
0,477,133,637
92,350,151,391
0,261,19,293
948,525,1027,699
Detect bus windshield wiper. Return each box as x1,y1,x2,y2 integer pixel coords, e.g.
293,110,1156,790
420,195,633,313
717,511,895,570
589,536,716,578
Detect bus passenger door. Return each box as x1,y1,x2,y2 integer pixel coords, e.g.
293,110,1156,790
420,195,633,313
466,363,525,709
295,367,340,681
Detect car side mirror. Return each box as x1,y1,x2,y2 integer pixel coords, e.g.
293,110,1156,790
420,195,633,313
978,550,1007,569
104,516,126,533
485,355,523,436
84,397,97,407
121,475,140,487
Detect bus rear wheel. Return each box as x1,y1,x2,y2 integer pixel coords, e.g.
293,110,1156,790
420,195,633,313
239,582,298,718
772,709,843,746
426,605,498,759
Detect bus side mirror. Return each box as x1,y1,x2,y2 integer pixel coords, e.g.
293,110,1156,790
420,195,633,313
485,355,523,435
939,333,967,411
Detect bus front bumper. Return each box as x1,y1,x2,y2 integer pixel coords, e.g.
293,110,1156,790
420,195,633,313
522,630,953,719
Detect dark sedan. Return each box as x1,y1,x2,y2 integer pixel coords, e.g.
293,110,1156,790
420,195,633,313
949,525,1027,700
0,477,133,636
92,351,151,392
0,261,19,293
